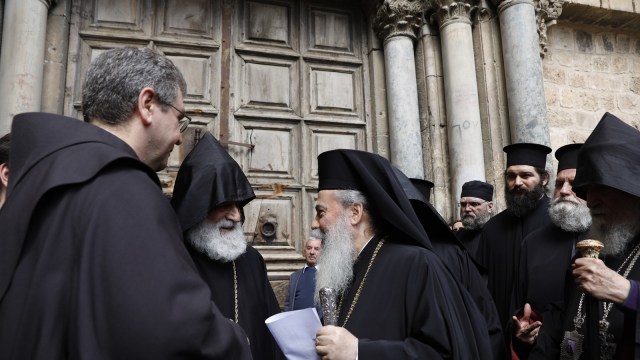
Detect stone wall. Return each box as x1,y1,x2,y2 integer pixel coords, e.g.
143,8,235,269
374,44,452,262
543,22,640,155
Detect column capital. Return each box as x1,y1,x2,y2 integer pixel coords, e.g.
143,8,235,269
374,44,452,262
433,1,474,27
373,0,425,42
534,0,565,57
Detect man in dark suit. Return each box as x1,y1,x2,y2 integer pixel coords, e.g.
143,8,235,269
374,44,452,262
284,236,322,316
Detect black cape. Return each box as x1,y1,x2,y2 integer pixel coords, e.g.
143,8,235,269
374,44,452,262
530,237,640,360
477,196,551,338
0,113,251,359
456,227,482,260
318,150,494,358
514,224,588,314
171,132,280,360
393,167,506,359
339,234,493,359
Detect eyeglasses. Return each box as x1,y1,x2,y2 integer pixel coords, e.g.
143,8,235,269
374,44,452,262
164,103,191,133
458,201,487,208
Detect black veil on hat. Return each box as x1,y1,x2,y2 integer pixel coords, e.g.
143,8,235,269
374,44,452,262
503,143,551,169
573,112,640,199
171,132,255,232
554,143,582,173
318,150,432,249
460,181,493,201
410,178,434,203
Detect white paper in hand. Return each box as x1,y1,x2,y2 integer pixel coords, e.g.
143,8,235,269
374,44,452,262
265,308,322,360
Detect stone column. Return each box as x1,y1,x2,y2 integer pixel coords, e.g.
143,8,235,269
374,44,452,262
497,0,550,147
433,1,486,203
374,0,425,179
42,0,71,114
0,0,54,134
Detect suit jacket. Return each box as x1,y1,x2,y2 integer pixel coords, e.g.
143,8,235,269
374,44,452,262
284,266,322,318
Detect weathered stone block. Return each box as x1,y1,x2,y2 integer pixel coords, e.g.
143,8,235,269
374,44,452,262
559,87,581,108
543,65,567,84
545,83,559,105
612,55,630,73
576,31,594,53
548,26,575,51
591,55,611,72
568,72,587,88
617,93,640,112
616,34,631,53
606,0,634,12
596,32,615,53
629,76,640,94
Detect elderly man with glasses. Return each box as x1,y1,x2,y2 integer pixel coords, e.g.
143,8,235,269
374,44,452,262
455,180,494,259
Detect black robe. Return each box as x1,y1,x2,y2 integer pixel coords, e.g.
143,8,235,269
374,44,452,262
530,237,640,360
0,113,251,359
337,235,493,359
188,245,281,360
514,224,587,314
456,227,482,260
477,196,551,336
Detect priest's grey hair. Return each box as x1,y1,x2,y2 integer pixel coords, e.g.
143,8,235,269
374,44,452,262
548,196,591,233
186,219,247,262
461,207,492,230
332,189,377,233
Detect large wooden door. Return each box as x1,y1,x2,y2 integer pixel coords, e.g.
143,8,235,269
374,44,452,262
65,0,371,286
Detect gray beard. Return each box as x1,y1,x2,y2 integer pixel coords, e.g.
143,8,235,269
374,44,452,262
505,183,545,218
548,197,592,233
590,217,640,257
313,213,356,304
461,210,491,231
186,219,247,262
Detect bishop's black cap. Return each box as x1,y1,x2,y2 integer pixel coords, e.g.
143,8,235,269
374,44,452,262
554,143,582,172
573,112,640,199
460,180,493,201
410,178,434,203
503,143,551,169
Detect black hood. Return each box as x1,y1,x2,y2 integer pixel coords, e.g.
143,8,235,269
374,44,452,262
171,132,255,232
318,149,432,249
573,112,640,199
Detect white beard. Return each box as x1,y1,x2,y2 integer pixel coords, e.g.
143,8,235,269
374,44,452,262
461,210,491,231
186,219,247,262
548,196,592,233
313,212,356,304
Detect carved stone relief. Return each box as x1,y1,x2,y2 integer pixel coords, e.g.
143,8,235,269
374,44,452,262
534,0,565,57
374,0,425,41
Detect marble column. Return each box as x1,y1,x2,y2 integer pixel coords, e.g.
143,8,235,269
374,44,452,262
42,0,71,114
0,0,53,134
374,0,425,179
434,1,486,203
497,0,550,147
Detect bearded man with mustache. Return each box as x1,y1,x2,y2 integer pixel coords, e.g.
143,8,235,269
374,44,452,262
522,113,640,360
171,132,281,360
476,143,552,349
456,180,494,259
312,149,493,360
511,144,591,353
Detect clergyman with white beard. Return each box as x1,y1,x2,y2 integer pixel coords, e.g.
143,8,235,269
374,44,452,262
455,180,494,259
171,132,281,360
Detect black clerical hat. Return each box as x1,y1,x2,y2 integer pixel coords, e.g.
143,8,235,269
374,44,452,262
554,143,582,172
171,132,255,232
503,143,551,169
318,149,432,249
573,112,640,199
410,178,434,203
460,181,493,201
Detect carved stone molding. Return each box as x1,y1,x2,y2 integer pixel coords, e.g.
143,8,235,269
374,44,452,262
534,0,565,57
374,0,425,42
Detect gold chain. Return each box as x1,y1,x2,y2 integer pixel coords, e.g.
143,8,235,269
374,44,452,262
337,239,385,327
233,261,239,324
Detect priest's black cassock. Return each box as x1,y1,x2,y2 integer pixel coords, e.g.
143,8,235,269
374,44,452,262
0,113,251,359
318,149,493,359
171,132,281,360
514,224,587,314
476,143,552,338
530,113,640,359
394,167,506,359
456,227,482,259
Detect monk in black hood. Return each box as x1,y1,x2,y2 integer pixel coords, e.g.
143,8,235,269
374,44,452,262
172,132,281,360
